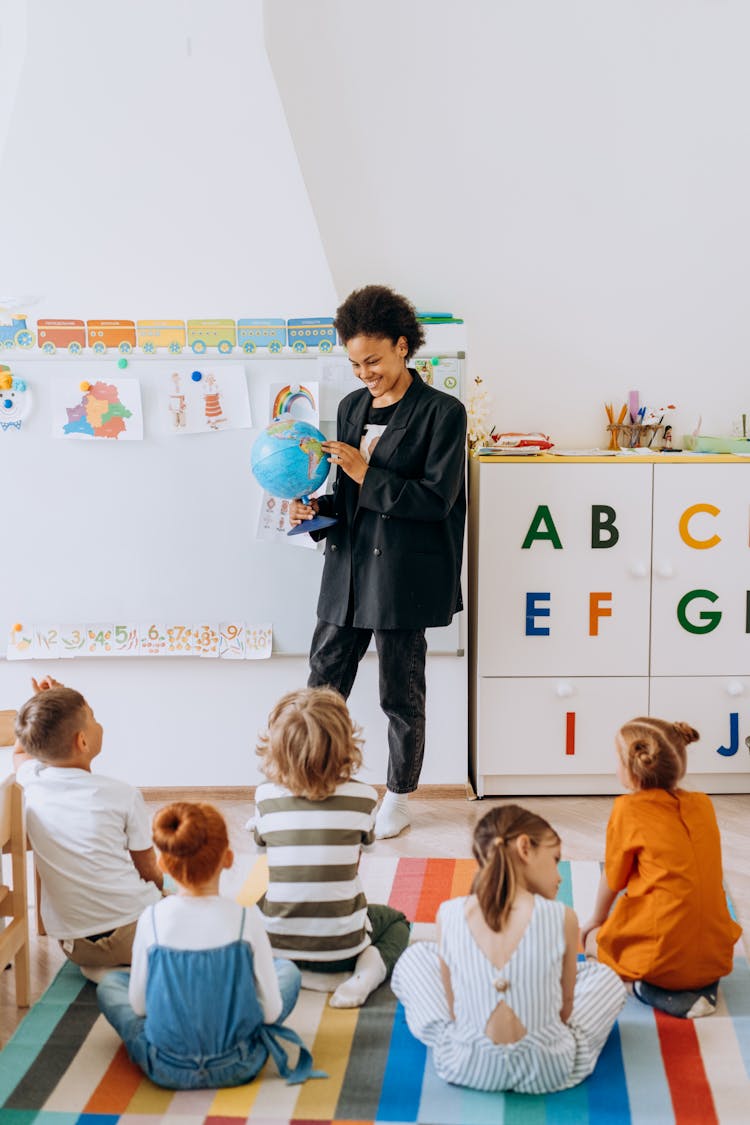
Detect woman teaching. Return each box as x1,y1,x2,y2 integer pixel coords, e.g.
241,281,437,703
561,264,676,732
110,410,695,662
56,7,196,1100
290,285,467,838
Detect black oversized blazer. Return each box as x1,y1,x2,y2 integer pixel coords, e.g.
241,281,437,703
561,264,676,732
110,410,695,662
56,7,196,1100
312,372,467,630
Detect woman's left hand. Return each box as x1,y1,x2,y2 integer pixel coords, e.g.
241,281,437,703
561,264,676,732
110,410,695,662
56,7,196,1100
323,441,369,485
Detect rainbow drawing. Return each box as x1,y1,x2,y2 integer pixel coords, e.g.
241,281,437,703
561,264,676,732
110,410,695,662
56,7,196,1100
272,383,317,418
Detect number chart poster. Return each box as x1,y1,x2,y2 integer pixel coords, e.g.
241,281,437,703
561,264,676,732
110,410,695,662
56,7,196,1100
52,377,144,441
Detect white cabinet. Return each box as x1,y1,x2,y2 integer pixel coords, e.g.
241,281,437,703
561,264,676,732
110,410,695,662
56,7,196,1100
470,456,750,796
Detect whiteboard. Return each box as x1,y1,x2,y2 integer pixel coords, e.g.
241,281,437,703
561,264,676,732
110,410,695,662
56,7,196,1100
0,353,464,656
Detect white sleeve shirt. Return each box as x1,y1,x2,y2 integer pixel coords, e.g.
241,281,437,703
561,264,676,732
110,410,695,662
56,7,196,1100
16,760,161,939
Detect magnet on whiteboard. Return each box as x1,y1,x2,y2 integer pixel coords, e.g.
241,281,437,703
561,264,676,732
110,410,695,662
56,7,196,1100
191,371,202,382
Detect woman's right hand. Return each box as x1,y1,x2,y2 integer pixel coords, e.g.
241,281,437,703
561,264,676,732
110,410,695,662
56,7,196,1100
289,497,320,526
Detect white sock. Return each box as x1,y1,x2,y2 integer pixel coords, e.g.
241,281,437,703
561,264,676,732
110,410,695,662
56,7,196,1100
686,995,717,1019
300,969,350,992
374,791,410,839
329,946,387,1008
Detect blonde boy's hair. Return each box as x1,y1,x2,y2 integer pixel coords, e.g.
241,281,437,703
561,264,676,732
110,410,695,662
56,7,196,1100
256,687,364,800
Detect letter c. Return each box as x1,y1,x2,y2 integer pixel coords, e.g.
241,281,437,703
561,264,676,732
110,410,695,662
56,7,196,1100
679,504,721,550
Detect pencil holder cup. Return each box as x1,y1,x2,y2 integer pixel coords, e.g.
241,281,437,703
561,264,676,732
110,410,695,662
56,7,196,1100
607,423,664,450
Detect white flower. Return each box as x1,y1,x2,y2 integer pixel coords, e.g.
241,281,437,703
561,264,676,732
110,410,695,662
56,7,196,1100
467,376,493,448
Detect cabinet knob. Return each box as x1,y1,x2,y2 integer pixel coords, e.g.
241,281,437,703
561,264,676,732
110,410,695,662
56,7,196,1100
726,680,745,697
555,682,574,698
629,562,649,578
653,560,675,579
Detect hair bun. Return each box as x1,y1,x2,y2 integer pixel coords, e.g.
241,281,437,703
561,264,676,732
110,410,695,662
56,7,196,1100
673,721,699,745
153,805,206,856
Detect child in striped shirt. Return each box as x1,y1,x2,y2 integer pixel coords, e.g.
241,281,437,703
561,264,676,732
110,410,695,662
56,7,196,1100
253,687,410,1008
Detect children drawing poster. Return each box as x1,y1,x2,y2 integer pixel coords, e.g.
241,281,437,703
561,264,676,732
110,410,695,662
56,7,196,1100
413,356,461,398
0,366,32,432
316,355,360,420
268,381,320,425
256,491,315,549
160,364,251,434
256,380,321,549
52,377,144,440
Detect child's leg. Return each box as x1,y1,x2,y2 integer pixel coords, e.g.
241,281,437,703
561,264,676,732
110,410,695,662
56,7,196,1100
96,970,150,1072
567,961,627,1083
391,941,451,1048
63,921,138,968
633,979,719,1019
329,905,410,1009
584,926,600,959
273,958,302,1023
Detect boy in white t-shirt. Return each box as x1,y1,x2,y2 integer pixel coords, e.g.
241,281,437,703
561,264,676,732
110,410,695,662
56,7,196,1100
13,676,162,967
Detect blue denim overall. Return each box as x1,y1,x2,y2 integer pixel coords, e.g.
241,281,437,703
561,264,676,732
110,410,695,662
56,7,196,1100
97,906,323,1089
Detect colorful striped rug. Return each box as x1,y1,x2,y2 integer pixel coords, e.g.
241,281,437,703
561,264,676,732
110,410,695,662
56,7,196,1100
2,857,748,1124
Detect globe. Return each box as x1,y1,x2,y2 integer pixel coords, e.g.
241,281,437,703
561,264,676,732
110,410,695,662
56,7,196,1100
250,418,331,500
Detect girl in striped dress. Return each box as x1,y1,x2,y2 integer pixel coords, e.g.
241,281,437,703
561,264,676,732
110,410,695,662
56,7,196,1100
391,805,625,1094
253,687,410,1008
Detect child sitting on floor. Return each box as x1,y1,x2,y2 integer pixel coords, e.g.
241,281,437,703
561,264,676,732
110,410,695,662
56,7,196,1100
98,801,322,1088
391,804,626,1094
581,717,742,1018
252,687,410,1008
13,676,162,968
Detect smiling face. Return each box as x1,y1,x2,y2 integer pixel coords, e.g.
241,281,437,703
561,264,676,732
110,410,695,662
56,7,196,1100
345,333,413,407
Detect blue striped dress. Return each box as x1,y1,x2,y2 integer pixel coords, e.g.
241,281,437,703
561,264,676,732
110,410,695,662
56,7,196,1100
391,895,625,1094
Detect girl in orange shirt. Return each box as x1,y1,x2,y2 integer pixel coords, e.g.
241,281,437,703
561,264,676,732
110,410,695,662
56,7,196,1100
581,717,741,1018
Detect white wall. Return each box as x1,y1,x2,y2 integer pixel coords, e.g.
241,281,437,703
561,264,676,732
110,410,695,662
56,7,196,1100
0,0,336,312
0,0,467,788
265,0,750,447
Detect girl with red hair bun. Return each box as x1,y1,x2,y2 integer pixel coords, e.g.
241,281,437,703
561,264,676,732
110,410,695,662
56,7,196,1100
97,801,324,1089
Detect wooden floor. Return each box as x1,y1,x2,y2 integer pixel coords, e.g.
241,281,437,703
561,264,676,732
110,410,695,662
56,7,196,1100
2,791,749,1045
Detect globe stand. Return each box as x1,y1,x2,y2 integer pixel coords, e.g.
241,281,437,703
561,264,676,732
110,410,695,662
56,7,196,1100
287,493,338,537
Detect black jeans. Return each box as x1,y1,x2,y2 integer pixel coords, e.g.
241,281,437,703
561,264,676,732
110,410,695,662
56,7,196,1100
308,619,427,794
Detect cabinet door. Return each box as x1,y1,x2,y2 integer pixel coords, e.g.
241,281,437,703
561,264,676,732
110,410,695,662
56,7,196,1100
477,463,652,676
476,676,649,794
651,465,750,675
649,677,750,791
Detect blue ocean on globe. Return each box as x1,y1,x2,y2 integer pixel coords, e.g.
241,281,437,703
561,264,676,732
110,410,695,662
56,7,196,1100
251,418,330,499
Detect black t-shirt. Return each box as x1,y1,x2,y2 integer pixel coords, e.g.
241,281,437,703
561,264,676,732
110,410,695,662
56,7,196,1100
360,400,400,464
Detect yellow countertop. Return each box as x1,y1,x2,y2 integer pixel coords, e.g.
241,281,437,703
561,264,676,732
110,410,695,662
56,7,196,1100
474,452,750,464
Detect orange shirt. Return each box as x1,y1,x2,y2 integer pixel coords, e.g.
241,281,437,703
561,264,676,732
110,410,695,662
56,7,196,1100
596,788,741,989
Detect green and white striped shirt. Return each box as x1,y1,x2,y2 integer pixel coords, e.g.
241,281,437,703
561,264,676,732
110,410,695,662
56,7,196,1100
253,779,377,962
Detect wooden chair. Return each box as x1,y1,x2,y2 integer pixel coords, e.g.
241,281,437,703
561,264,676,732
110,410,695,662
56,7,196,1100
0,709,45,938
0,775,30,1006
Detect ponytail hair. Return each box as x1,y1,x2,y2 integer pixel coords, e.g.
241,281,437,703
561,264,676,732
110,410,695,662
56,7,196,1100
153,801,229,888
617,717,698,791
472,804,560,932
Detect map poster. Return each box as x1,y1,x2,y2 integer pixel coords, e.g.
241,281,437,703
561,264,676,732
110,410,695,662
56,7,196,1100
52,377,144,441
